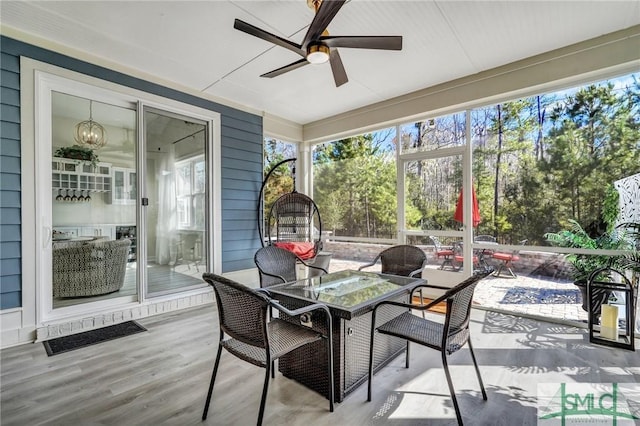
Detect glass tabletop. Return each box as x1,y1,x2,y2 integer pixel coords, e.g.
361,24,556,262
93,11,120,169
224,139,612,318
268,270,422,315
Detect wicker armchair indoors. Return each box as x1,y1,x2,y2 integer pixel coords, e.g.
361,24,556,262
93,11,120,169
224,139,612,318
52,239,131,298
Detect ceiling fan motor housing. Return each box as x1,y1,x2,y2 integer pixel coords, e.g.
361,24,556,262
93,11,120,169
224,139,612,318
307,43,330,64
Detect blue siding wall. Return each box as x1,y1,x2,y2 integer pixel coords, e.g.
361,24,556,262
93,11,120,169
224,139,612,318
0,49,22,310
0,36,262,309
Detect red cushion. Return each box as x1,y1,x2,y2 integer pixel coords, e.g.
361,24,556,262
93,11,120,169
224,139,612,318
436,250,454,257
492,252,519,262
455,255,479,263
274,242,316,260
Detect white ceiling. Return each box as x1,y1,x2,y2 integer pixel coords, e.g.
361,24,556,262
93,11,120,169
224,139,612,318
2,1,640,125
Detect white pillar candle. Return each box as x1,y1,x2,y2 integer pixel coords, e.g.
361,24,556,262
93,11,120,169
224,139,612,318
600,304,619,340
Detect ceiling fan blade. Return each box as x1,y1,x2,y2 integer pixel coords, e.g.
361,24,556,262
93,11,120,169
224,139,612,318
321,35,403,50
234,19,304,57
329,49,348,87
302,0,347,48
260,58,310,78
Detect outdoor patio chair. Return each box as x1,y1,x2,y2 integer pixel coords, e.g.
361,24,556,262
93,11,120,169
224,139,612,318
452,242,480,271
254,245,328,288
357,244,427,278
367,268,494,426
491,239,528,278
201,273,334,425
429,236,456,270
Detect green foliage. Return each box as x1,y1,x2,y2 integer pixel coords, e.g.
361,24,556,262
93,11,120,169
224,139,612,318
601,184,620,233
262,139,296,220
54,145,99,167
544,219,637,283
308,73,640,243
321,191,347,233
541,82,640,226
313,135,397,238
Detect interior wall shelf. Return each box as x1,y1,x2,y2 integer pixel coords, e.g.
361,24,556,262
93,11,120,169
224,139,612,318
52,157,112,193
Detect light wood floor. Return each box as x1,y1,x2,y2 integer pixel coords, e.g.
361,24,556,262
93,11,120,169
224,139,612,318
1,305,638,425
53,263,205,309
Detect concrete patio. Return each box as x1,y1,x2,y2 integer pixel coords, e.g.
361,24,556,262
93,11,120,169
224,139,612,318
327,258,589,326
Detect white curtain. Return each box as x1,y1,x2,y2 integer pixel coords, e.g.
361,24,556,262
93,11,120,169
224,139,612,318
155,145,177,265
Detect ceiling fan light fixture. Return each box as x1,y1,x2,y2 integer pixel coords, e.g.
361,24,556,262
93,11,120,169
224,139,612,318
306,43,330,64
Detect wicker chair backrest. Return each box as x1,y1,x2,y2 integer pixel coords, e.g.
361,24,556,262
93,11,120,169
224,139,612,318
439,269,494,353
429,236,445,250
254,246,299,287
203,273,269,348
378,245,427,277
267,192,322,254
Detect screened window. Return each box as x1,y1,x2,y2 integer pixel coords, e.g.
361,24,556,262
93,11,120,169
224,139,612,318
309,73,639,248
470,73,640,244
312,127,397,239
400,112,466,153
259,137,299,244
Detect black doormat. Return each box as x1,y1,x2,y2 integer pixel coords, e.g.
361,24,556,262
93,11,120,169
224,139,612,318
43,321,147,356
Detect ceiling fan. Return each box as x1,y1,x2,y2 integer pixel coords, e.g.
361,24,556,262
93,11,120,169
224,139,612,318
234,0,403,87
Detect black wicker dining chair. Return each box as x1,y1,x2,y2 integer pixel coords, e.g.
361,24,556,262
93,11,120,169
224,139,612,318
358,244,427,278
367,268,494,426
254,245,328,288
201,273,334,425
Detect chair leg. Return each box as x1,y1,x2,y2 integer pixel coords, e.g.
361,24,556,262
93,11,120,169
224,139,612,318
441,351,464,426
467,339,487,400
367,326,376,401
326,336,335,412
439,258,452,270
271,360,275,379
493,261,517,278
202,344,223,420
257,361,271,426
405,341,410,368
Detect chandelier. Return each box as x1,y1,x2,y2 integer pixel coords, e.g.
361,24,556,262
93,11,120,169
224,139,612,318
74,100,107,149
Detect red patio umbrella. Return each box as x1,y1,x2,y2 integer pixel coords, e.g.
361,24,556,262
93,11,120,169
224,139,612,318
453,186,481,227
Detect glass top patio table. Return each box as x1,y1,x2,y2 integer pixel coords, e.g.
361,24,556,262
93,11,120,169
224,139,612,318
268,269,424,320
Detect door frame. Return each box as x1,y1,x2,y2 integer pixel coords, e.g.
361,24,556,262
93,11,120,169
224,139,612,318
396,114,475,286
24,59,221,328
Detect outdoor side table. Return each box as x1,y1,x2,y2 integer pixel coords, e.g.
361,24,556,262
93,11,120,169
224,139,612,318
268,270,425,402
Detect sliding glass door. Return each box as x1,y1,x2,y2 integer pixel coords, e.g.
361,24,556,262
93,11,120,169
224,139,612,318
42,73,214,320
144,108,208,296
51,91,138,309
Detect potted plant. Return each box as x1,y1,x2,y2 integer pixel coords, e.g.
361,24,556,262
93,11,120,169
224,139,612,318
54,145,99,167
544,219,638,314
